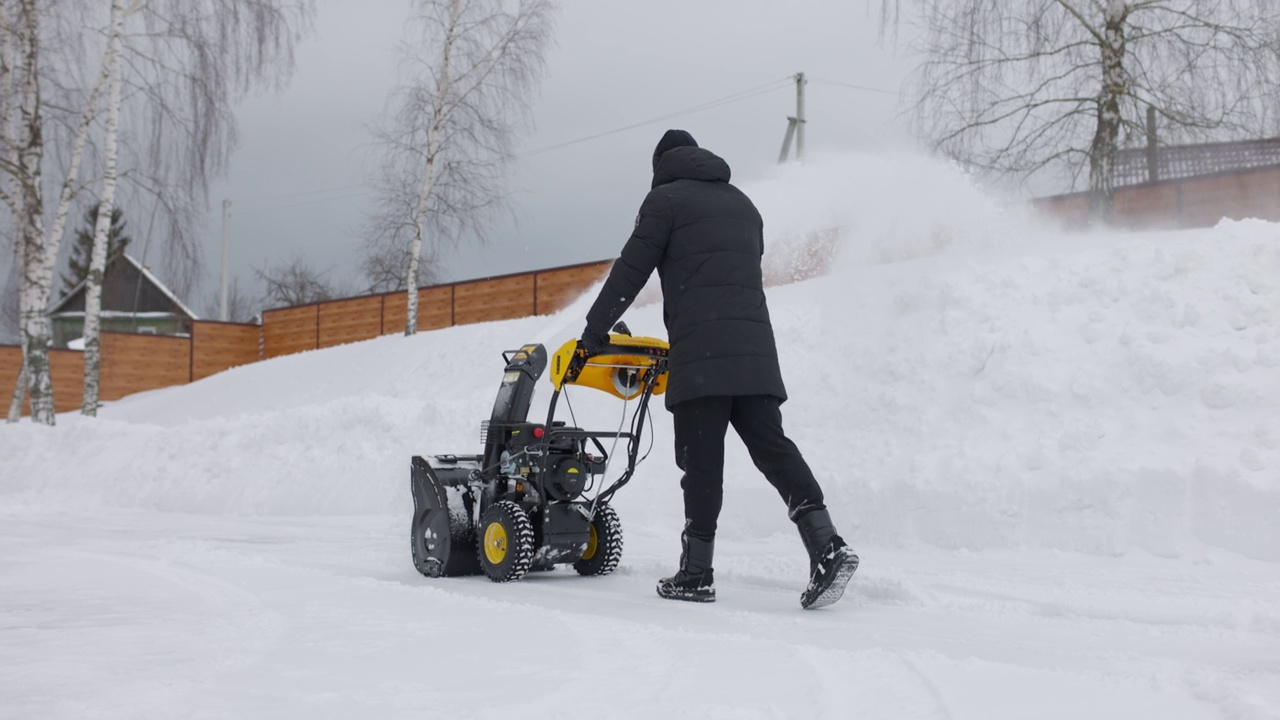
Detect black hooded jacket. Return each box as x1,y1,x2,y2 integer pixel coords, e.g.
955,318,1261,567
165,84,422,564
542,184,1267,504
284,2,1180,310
585,145,787,409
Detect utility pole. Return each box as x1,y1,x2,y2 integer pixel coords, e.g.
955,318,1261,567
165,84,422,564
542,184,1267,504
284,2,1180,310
795,71,806,162
219,199,230,322
778,71,807,164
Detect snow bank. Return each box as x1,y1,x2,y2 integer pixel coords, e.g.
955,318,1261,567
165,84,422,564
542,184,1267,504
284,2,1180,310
2,152,1277,562
779,219,1280,561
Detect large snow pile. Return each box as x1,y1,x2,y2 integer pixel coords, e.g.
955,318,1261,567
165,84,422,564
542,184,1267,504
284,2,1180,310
2,151,1277,719
4,152,1276,560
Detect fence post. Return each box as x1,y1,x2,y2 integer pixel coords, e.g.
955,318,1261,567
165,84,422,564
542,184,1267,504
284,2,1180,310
1146,106,1159,184
188,323,194,383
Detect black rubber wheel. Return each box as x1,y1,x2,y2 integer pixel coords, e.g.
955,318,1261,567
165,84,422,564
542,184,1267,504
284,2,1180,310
477,501,535,583
573,504,623,576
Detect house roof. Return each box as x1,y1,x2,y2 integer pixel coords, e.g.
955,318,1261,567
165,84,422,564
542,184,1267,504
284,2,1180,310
49,253,199,320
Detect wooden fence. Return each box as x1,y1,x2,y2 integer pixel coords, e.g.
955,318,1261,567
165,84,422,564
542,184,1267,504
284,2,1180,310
192,321,262,382
1,260,611,415
261,260,610,359
1,322,255,415
1034,164,1280,230
0,344,84,415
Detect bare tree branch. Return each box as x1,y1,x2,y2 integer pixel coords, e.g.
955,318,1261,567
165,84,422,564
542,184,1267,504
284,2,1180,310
1,0,313,424
886,0,1280,221
254,253,341,309
364,0,554,334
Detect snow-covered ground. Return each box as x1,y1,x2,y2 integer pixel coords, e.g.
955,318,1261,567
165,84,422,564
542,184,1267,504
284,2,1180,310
3,153,1278,719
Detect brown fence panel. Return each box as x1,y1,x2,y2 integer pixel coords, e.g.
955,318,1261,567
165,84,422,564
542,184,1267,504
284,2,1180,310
1237,168,1280,221
1240,167,1280,219
100,333,190,402
419,286,454,331
318,296,382,349
535,262,610,315
1031,193,1090,229
1179,167,1280,227
0,344,22,411
382,291,408,334
1035,165,1280,230
383,286,453,334
454,275,535,326
263,305,319,359
6,336,190,415
1179,173,1242,227
50,349,86,413
0,345,87,415
192,321,261,381
1,335,265,413
1113,183,1181,229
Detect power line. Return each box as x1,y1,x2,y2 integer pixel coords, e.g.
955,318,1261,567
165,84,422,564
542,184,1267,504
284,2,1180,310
227,77,796,216
233,190,370,218
235,182,369,205
809,78,902,97
518,77,794,158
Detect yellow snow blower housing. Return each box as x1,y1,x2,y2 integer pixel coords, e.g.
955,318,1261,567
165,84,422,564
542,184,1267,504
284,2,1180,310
549,334,669,400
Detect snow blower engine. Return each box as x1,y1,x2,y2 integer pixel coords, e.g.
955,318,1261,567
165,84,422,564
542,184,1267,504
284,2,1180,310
409,324,668,582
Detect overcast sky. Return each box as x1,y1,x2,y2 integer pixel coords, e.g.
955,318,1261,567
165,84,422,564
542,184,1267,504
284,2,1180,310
197,0,916,309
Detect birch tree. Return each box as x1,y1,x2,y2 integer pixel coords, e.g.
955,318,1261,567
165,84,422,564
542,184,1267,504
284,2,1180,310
2,1,26,422
2,0,111,424
367,0,554,336
76,0,312,416
79,0,126,415
0,0,311,422
883,0,1280,221
108,0,313,295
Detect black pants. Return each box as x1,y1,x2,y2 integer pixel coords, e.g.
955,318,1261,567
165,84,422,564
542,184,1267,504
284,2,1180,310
671,395,826,539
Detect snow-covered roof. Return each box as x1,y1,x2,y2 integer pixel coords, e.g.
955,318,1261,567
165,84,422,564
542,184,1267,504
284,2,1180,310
48,253,199,320
52,311,186,319
130,255,199,320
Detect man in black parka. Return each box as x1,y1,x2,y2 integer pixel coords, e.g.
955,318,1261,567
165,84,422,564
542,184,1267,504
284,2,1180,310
581,129,859,609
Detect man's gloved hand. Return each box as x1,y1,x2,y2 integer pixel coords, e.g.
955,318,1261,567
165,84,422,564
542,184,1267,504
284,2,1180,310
580,328,609,356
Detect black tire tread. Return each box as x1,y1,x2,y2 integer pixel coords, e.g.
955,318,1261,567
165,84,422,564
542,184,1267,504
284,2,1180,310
478,501,536,583
574,504,624,576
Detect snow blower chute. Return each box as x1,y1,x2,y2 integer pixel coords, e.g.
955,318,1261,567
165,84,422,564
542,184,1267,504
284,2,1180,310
409,325,668,582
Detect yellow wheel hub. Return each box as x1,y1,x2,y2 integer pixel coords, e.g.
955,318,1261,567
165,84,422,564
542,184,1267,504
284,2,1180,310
581,523,598,561
483,522,508,564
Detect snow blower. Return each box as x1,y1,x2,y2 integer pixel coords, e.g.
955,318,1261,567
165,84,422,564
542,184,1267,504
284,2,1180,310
409,324,668,582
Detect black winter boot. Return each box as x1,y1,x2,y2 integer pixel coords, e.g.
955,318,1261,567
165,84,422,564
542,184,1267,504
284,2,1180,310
657,532,715,602
796,509,859,610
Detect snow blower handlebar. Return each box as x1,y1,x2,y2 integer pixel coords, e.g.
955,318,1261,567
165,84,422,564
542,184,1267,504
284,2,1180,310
545,333,669,504
549,335,669,398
